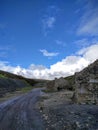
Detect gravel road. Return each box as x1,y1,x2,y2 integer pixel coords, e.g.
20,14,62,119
0,88,98,130
0,88,45,130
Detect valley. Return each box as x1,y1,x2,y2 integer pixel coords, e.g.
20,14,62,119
0,60,98,130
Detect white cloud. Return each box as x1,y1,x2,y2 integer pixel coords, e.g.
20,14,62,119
80,44,98,62
0,44,98,80
42,16,56,36
77,5,98,36
40,49,59,57
49,56,89,78
41,5,60,36
44,17,55,28
75,38,98,50
55,40,66,47
74,38,90,48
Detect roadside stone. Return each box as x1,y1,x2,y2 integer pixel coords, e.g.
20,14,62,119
43,114,48,120
75,121,81,128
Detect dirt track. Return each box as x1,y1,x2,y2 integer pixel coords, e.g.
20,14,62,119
0,88,45,130
0,88,98,130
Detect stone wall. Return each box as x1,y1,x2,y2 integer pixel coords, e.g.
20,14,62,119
74,60,98,104
46,77,70,92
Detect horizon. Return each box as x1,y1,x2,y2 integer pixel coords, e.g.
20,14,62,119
0,0,98,80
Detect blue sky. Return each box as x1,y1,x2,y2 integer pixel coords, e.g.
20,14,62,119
0,0,98,79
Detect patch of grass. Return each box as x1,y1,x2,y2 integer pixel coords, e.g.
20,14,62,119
0,86,35,103
64,75,75,82
0,74,6,78
64,75,75,90
42,89,55,93
19,85,34,93
0,86,34,103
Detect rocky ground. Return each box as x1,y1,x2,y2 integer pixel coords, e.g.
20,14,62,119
0,88,98,130
38,90,98,130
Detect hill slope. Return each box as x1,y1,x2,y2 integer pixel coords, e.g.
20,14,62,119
0,70,47,97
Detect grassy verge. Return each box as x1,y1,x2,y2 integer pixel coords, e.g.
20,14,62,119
0,85,34,103
0,74,6,78
42,89,56,93
19,85,34,93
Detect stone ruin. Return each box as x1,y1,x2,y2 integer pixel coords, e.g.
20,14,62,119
46,60,98,104
46,77,70,92
74,60,98,104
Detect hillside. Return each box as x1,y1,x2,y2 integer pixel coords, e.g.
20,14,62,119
0,70,47,98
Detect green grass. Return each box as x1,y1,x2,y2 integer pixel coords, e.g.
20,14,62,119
42,89,56,93
0,74,6,78
0,86,34,103
19,86,34,93
64,75,75,90
64,75,75,82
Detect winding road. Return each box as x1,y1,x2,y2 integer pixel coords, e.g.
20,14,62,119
0,88,45,130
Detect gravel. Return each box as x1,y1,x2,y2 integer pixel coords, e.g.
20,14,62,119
39,90,98,130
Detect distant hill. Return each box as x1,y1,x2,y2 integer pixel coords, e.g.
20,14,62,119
0,70,47,97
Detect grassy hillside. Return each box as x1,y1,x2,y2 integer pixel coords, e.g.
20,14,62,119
0,70,47,98
0,70,37,85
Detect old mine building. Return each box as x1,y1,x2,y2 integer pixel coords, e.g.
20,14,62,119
74,60,98,104
46,77,70,92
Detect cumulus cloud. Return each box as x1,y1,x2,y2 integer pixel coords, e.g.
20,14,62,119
40,49,59,57
80,44,98,62
0,44,98,80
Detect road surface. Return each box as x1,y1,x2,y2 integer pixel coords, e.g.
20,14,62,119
0,88,45,130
